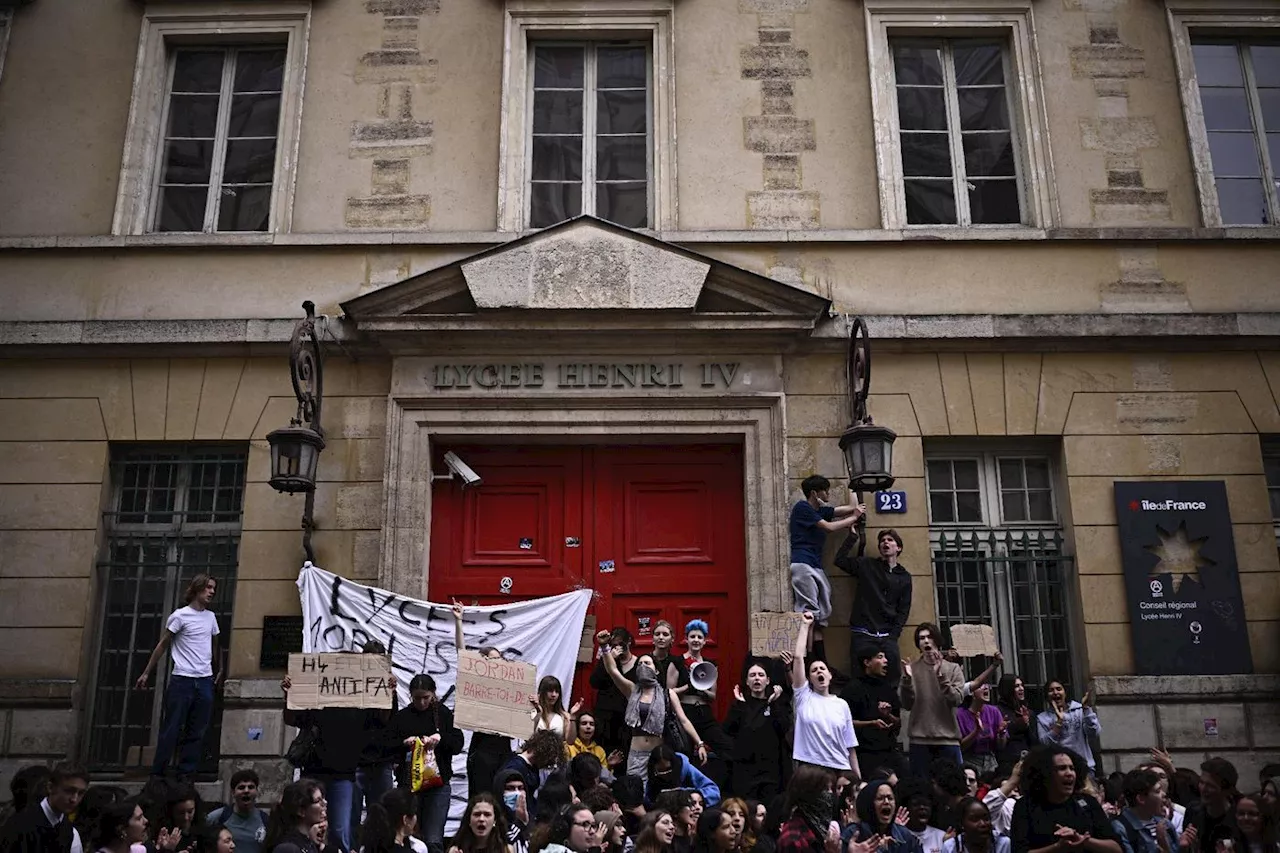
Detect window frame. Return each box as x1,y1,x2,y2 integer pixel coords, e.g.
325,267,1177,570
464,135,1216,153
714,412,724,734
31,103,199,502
525,40,655,229
864,0,1056,231
112,3,311,236
1261,436,1280,545
0,11,12,87
497,0,676,233
926,451,1059,527
1166,1,1280,227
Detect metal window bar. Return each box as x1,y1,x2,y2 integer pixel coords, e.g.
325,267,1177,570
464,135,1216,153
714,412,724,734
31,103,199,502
932,527,1073,710
89,448,246,773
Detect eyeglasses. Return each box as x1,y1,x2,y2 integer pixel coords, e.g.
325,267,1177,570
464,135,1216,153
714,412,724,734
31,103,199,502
573,821,597,830
874,795,895,803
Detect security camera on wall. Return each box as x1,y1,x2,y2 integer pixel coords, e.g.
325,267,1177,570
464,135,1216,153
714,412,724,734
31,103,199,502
442,451,483,488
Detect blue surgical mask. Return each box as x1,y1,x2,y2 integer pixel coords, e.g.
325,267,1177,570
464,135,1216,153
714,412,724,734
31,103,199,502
503,791,521,811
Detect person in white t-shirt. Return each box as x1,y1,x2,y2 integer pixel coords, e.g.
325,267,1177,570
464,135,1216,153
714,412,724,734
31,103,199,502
135,574,222,779
790,612,861,779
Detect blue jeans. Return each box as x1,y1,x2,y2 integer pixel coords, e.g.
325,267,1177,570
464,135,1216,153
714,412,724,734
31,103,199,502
353,764,395,828
412,783,452,853
313,775,355,851
909,743,963,777
152,674,214,776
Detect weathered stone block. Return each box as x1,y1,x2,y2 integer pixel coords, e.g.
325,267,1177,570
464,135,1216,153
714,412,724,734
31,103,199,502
739,0,809,11
1096,703,1157,750
0,484,102,530
218,757,293,804
350,119,433,158
1070,44,1146,79
9,708,74,756
355,53,437,86
1247,700,1280,748
220,708,288,757
741,44,811,80
0,579,89,627
371,160,410,195
365,0,438,12
345,195,432,229
0,400,107,442
763,154,801,189
744,117,815,153
0,442,106,485
1157,702,1249,749
0,530,97,578
1080,117,1159,152
747,191,819,229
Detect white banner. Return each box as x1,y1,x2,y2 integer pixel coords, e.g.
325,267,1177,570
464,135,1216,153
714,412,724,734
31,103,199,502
296,563,593,824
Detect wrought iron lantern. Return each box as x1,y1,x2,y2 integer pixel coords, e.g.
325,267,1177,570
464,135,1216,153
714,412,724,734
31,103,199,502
838,317,897,494
267,301,325,560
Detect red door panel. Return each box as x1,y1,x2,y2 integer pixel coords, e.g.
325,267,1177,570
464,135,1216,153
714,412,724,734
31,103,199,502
428,444,746,721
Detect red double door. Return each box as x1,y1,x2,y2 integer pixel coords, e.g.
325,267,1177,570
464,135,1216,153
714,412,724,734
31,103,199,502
428,444,746,719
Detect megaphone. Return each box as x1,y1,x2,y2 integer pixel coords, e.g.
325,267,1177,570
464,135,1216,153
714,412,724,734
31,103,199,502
690,661,718,692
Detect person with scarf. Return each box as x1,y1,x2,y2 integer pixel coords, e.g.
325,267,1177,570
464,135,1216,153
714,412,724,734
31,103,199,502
591,629,640,756
601,642,705,778
725,660,790,802
775,765,844,853
646,745,720,809
1033,681,1100,775
849,781,922,853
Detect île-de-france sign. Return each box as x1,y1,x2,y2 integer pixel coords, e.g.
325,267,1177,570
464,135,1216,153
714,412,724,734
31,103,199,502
1113,481,1253,676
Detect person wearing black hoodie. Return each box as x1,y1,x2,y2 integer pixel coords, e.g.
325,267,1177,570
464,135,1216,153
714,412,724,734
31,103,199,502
834,528,912,685
387,674,465,853
839,649,904,778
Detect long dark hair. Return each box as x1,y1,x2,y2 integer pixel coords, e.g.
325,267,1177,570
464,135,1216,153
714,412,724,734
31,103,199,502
92,800,143,851
451,793,509,853
1232,793,1278,849
1022,745,1084,803
635,810,674,853
537,676,566,715
655,790,695,833
265,779,324,850
783,764,834,818
693,808,728,853
363,788,417,853
996,674,1024,710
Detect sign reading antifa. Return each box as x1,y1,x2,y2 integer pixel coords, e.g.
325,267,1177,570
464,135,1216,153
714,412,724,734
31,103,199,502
296,564,592,821
1113,481,1253,676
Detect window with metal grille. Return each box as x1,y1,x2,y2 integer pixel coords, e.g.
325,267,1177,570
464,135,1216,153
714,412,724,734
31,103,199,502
1189,40,1280,226
1263,437,1280,545
153,46,286,233
890,38,1024,226
528,42,652,229
88,447,246,772
926,452,1073,708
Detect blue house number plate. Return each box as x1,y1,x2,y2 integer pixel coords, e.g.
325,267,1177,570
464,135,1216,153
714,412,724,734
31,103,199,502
876,491,907,513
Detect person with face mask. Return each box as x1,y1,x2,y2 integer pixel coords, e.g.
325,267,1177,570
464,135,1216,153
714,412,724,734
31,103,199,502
601,635,706,779
645,746,721,810
725,658,790,802
775,765,843,853
790,614,860,781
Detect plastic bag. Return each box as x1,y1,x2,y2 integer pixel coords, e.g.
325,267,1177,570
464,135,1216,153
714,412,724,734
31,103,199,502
409,739,444,792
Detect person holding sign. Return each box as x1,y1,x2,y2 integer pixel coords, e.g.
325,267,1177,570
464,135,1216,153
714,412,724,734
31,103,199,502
451,604,518,802
600,638,706,778
834,528,911,686
386,674,465,853
789,613,860,780
788,477,865,659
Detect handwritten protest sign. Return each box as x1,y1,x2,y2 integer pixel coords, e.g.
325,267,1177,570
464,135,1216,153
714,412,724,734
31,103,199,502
286,653,394,709
454,650,537,739
949,624,999,657
749,612,805,656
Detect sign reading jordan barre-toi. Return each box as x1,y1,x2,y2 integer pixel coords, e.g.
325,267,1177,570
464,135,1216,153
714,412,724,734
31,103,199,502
1113,481,1253,676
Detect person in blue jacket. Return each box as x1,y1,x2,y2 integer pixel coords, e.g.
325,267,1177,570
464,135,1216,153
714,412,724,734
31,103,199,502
645,744,720,807
847,780,924,853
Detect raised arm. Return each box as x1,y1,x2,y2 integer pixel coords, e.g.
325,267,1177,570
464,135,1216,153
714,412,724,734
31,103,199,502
602,643,636,697
452,602,465,652
791,613,813,689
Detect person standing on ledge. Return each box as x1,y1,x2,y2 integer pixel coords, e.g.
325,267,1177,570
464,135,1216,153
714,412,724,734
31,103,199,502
789,475,864,662
135,574,222,781
835,527,912,685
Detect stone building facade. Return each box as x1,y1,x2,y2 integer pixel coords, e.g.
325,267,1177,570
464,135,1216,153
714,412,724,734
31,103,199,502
0,0,1278,799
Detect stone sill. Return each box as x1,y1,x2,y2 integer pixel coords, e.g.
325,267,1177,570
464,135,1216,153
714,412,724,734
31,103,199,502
1094,674,1280,701
0,678,76,705
2,225,1280,251
222,677,287,706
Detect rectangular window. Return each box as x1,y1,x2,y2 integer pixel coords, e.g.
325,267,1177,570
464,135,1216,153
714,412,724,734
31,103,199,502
88,447,247,772
154,47,286,232
1263,437,1280,545
926,450,1073,707
892,38,1022,226
528,42,651,229
112,7,308,236
1190,40,1280,225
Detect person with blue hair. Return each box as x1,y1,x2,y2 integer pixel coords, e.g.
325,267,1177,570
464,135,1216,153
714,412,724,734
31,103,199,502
680,620,733,791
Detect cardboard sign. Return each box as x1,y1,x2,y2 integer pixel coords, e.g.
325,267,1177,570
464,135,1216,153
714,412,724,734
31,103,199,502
454,650,537,739
749,612,805,656
578,614,597,664
949,624,999,658
286,653,394,709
